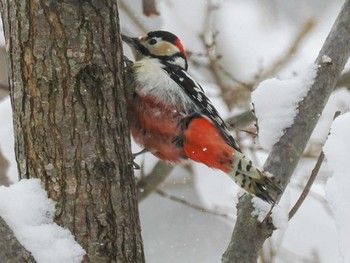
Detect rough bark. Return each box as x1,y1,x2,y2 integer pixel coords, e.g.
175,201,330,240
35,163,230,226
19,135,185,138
222,1,350,262
0,1,144,262
0,216,35,262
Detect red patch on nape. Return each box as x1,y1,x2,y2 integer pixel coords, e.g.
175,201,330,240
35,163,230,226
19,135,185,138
174,39,187,57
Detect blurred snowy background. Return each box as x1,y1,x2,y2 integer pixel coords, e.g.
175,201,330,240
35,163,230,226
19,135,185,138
1,0,350,262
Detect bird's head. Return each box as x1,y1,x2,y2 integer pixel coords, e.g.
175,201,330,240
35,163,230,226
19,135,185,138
121,30,188,70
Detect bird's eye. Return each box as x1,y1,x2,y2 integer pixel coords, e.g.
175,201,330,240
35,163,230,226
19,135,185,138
148,38,157,45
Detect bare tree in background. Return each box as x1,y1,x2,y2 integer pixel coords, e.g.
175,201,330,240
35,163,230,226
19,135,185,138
0,1,144,262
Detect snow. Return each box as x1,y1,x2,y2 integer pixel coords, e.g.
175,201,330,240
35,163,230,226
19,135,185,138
0,179,85,263
321,55,332,63
311,88,350,144
324,113,350,263
271,205,289,230
251,64,318,150
251,197,288,229
251,197,271,222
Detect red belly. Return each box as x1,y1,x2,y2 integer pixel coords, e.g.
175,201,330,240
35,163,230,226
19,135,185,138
128,94,235,173
128,95,187,163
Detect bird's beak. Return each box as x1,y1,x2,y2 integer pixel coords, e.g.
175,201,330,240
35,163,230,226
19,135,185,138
121,34,145,60
121,34,138,47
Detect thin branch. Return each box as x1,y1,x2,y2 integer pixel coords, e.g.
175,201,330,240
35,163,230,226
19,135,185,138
137,161,174,202
336,70,350,89
0,83,9,91
288,151,325,220
188,2,252,109
288,111,340,220
0,83,9,101
198,32,252,108
222,1,350,262
142,0,159,17
119,0,148,34
226,110,255,129
258,19,315,81
192,6,314,110
155,189,234,220
290,181,333,216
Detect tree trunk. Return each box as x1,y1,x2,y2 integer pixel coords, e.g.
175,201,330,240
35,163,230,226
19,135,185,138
0,1,145,262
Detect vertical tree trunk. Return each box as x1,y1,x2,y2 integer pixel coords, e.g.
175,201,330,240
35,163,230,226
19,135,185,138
0,1,145,262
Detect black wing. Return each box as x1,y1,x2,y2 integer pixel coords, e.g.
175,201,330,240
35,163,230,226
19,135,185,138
164,64,242,153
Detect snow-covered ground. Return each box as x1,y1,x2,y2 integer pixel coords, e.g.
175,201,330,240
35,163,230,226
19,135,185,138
1,0,350,262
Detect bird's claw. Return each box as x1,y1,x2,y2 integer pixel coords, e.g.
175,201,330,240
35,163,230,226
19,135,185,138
131,148,148,170
132,160,141,170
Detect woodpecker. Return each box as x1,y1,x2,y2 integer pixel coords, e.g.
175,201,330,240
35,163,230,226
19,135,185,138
122,31,281,203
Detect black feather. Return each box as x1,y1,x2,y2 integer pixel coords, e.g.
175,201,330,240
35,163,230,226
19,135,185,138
163,63,242,153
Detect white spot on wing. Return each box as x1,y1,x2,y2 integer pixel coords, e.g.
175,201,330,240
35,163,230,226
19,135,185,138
206,104,213,113
214,116,223,125
182,71,204,92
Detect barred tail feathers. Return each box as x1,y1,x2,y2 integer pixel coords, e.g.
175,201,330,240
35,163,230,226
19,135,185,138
230,151,281,204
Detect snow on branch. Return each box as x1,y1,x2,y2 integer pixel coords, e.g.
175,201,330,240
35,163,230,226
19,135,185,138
0,179,85,263
252,64,317,151
222,0,350,262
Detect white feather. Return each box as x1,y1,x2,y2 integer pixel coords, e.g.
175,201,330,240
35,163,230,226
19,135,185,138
133,58,193,109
